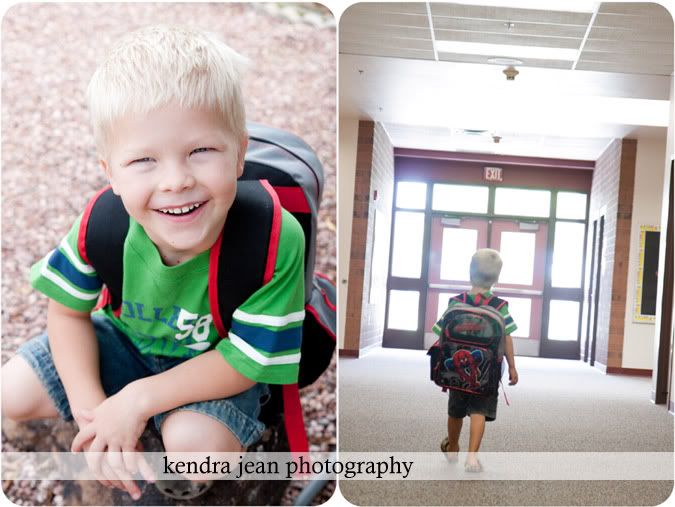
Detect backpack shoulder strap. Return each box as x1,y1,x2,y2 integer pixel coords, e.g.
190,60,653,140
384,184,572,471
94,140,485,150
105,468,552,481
209,180,280,336
451,293,467,304
486,296,507,312
79,186,129,312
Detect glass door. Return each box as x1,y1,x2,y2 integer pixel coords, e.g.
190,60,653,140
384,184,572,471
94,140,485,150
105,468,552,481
424,216,488,348
490,220,548,357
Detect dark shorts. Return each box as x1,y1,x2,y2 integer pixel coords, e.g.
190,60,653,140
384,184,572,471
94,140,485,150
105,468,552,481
17,315,269,447
447,390,498,422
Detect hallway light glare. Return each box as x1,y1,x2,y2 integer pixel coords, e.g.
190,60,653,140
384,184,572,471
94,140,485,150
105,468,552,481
435,41,579,61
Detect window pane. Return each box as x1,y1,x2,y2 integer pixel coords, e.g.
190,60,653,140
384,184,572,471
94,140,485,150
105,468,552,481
495,188,551,217
441,228,478,280
432,184,488,214
396,181,427,209
437,292,454,321
391,211,425,278
498,231,535,285
387,290,420,330
505,297,531,338
552,222,585,288
548,300,580,341
557,192,587,219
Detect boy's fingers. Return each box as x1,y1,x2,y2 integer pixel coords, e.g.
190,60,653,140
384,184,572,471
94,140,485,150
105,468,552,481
136,453,156,484
86,438,106,476
106,449,141,500
122,448,139,475
100,461,124,491
72,425,97,452
132,442,156,483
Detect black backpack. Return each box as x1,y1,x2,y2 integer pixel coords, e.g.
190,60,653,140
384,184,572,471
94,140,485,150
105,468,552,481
428,293,505,397
78,124,336,453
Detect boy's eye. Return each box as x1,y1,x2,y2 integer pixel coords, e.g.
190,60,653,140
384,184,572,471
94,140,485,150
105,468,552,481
130,157,153,164
191,147,214,155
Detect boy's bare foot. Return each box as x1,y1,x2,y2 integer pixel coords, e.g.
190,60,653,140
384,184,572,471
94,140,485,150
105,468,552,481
440,437,459,463
465,453,483,473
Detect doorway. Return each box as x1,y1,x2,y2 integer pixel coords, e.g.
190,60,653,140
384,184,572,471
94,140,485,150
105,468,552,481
424,216,548,355
382,180,589,359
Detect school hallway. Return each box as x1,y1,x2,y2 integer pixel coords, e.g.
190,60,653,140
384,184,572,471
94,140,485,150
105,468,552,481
338,348,673,505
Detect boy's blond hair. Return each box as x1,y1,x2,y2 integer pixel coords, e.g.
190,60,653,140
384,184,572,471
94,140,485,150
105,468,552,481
470,248,502,289
86,24,248,158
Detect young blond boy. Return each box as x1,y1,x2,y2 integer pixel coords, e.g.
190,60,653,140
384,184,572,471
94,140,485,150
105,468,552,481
2,25,305,499
432,248,518,472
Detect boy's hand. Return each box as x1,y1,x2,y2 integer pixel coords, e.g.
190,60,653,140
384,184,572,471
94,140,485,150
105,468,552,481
79,438,149,498
508,367,519,385
71,385,154,498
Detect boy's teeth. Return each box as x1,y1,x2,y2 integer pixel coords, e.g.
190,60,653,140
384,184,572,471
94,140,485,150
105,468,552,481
160,203,201,215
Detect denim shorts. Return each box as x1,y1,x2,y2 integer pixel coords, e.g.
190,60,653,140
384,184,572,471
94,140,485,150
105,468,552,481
17,315,269,448
447,390,498,422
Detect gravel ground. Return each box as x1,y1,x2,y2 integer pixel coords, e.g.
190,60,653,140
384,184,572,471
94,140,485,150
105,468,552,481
1,3,335,505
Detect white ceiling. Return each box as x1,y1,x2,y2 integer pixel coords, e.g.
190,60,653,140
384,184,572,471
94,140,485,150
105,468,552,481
339,1,674,160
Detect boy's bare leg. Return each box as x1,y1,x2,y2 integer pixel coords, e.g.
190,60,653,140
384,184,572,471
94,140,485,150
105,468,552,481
446,417,463,451
2,355,60,421
466,414,485,472
161,410,244,483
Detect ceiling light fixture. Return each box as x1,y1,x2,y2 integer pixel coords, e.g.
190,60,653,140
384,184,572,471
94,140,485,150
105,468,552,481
435,40,578,61
503,66,519,81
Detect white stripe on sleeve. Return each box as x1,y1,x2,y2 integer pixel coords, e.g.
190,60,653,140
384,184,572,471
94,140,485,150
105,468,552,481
228,332,301,366
60,239,97,274
232,309,305,327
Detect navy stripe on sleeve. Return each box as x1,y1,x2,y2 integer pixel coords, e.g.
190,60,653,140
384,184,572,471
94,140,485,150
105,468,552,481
47,249,102,291
230,319,302,353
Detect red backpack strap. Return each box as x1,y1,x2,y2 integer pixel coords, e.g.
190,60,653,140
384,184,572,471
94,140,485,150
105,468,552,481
208,181,309,455
283,384,309,454
486,296,507,311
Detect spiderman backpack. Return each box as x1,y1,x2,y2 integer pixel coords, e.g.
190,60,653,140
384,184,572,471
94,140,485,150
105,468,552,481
79,123,336,453
428,293,505,397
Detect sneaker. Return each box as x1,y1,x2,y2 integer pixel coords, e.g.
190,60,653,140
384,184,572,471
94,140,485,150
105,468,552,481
155,480,213,500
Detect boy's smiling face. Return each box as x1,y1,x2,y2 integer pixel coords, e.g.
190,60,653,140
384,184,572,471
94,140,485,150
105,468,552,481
100,102,247,265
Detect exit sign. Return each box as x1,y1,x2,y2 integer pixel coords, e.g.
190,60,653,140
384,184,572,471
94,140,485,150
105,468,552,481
484,166,503,182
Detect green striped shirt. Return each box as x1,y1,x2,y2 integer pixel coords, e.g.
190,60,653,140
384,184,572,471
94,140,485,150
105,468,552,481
30,208,305,385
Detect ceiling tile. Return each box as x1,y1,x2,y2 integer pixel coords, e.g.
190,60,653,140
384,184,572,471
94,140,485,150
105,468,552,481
576,61,673,75
583,38,674,54
429,3,592,25
340,24,432,41
587,25,673,43
339,44,435,61
431,16,588,38
593,12,673,31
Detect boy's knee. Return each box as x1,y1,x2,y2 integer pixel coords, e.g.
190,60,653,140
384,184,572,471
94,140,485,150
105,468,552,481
1,356,52,421
161,410,244,454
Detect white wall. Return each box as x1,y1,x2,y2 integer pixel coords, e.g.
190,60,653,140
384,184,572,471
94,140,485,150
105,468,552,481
338,118,359,349
622,136,667,369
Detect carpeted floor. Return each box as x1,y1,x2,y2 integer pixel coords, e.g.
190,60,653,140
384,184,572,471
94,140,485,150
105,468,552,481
338,348,674,505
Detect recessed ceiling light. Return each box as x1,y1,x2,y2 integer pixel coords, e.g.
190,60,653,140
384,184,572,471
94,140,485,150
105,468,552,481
436,40,578,61
488,57,523,65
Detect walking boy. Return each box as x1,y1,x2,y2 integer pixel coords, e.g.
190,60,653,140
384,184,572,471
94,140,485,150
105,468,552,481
432,248,518,472
2,25,305,498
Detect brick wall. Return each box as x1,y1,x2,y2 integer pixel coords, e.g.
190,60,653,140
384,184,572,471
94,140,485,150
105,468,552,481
343,121,394,354
588,139,637,369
